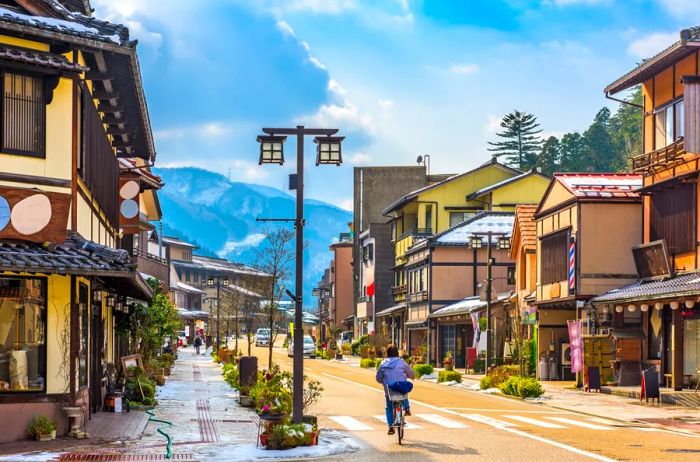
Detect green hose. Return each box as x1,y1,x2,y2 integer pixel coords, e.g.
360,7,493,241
146,409,173,459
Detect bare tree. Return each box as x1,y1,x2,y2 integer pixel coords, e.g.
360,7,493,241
252,228,295,369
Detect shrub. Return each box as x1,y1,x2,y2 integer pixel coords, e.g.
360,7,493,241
480,365,520,390
351,335,369,356
124,366,156,404
360,358,377,368
27,416,56,438
438,370,462,383
223,363,239,389
341,343,352,355
499,376,544,398
413,363,434,378
160,353,174,367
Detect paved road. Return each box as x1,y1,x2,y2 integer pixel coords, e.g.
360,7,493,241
254,341,700,462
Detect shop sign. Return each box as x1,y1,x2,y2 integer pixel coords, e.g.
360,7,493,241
567,320,584,373
521,305,537,325
0,186,71,243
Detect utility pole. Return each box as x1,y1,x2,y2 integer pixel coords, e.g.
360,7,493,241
485,231,493,372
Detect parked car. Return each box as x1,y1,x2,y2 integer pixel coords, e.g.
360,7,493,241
178,331,188,347
255,328,271,347
338,331,353,346
288,335,316,358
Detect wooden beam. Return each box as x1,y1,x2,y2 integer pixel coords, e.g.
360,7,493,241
91,89,118,100
102,114,126,125
97,103,123,113
106,127,130,136
85,71,114,81
112,138,131,148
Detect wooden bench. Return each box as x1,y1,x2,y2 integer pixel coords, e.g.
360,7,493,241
664,373,693,389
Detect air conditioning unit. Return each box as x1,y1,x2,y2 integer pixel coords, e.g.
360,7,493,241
561,343,572,366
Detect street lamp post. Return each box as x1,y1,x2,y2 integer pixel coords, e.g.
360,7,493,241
208,276,229,350
470,232,510,372
257,125,344,424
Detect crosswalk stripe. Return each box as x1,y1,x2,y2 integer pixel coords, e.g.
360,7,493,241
415,413,468,429
502,415,566,428
460,413,518,428
586,417,622,426
546,417,613,430
372,415,422,429
329,416,373,431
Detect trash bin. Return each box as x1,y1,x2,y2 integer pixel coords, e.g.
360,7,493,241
539,356,549,380
238,356,258,389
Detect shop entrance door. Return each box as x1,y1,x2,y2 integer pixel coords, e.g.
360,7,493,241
90,294,104,414
440,325,456,365
455,325,468,368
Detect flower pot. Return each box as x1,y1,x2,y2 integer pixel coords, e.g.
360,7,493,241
302,415,318,427
37,432,53,442
63,406,83,437
258,412,286,422
259,433,269,447
239,395,253,407
309,430,320,446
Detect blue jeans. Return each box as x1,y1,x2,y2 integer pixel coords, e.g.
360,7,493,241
385,397,410,426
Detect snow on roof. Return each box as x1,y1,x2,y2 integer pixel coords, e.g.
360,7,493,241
435,212,514,245
176,281,205,295
555,173,642,199
429,293,511,318
0,6,121,43
225,284,262,299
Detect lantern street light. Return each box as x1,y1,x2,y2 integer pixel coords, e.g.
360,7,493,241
207,276,229,350
469,230,510,372
257,125,344,424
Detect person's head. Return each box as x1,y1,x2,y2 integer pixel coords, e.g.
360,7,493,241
386,344,399,358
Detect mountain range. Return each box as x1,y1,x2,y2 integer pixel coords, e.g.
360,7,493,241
153,167,352,306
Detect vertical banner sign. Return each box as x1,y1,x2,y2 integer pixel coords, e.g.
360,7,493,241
567,320,584,373
470,312,480,347
119,173,141,234
568,235,576,294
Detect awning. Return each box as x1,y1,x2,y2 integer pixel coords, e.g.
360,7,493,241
175,281,205,295
375,303,406,318
177,308,210,320
589,271,700,305
429,297,486,319
405,319,428,329
103,272,153,301
610,328,645,340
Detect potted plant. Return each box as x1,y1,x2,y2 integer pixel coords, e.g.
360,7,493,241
443,351,454,371
27,416,57,441
239,386,253,407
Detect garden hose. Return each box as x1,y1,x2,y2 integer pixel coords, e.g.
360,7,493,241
146,409,173,459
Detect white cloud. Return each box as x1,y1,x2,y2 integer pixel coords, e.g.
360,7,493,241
269,0,356,14
449,63,481,75
348,152,372,165
91,0,163,49
543,0,609,6
276,20,296,37
483,114,503,136
218,233,267,257
335,198,354,211
329,79,348,97
627,32,678,59
655,0,700,21
304,80,375,135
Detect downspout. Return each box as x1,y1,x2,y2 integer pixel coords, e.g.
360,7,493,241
605,92,643,109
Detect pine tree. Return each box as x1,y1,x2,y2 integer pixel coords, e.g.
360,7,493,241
609,86,643,171
538,136,561,176
488,110,543,170
583,107,615,171
559,132,588,172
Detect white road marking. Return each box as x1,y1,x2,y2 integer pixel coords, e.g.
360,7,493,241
329,416,373,431
414,413,468,429
461,413,518,428
372,415,422,429
320,373,618,462
501,415,566,429
547,417,613,430
586,417,621,426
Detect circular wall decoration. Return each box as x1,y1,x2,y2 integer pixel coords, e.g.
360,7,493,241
120,180,140,200
0,195,9,231
11,194,52,235
120,199,139,219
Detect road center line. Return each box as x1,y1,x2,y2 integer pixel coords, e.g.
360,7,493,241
320,372,618,462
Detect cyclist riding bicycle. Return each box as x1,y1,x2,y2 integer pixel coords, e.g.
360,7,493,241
375,344,414,435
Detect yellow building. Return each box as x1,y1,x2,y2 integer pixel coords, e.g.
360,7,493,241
0,0,158,441
379,159,549,351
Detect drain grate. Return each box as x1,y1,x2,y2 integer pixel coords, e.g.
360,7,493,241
58,454,198,461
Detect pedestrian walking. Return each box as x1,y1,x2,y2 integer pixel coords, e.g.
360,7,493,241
194,333,203,355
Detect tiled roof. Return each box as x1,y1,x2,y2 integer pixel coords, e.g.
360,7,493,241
0,233,133,275
162,236,198,249
383,159,522,215
433,211,515,246
375,303,406,317
225,284,263,299
119,158,164,190
513,205,537,251
590,271,700,305
468,170,549,200
0,44,88,72
172,255,270,278
175,281,205,295
555,173,642,199
429,293,511,318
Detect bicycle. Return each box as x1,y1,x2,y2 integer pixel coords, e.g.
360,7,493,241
388,389,408,445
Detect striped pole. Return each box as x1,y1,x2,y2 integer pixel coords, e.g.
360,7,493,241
568,236,576,294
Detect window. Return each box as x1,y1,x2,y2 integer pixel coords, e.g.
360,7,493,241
540,230,568,284
449,211,476,227
650,182,696,254
2,73,46,157
507,266,516,285
0,277,47,393
362,244,374,263
654,100,684,150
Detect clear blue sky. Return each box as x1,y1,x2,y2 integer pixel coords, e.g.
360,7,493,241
93,0,698,210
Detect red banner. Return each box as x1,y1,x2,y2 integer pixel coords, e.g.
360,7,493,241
567,320,583,374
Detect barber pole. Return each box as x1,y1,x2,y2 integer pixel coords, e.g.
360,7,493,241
568,236,576,294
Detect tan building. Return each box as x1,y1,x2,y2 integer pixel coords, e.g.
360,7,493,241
534,174,642,380
510,205,538,330
329,239,354,334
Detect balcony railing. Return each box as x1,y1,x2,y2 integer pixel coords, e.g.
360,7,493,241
398,228,433,241
133,248,170,286
408,290,428,302
632,138,685,173
391,284,407,295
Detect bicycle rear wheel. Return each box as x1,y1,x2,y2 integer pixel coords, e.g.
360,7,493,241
395,404,404,445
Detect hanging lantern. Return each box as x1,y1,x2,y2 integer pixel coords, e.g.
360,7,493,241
670,301,680,310
602,305,609,314
685,300,695,309
627,304,636,312
640,304,649,312
615,305,623,313
655,302,664,311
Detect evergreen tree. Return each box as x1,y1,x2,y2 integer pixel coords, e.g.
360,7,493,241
538,136,561,176
609,86,643,170
583,107,615,171
488,110,543,170
559,132,587,172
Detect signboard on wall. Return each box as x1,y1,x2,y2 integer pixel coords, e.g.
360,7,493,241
0,186,70,244
119,173,141,234
632,240,672,280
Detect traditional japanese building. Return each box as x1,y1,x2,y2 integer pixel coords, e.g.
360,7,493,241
533,174,642,380
593,26,700,390
0,0,159,441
